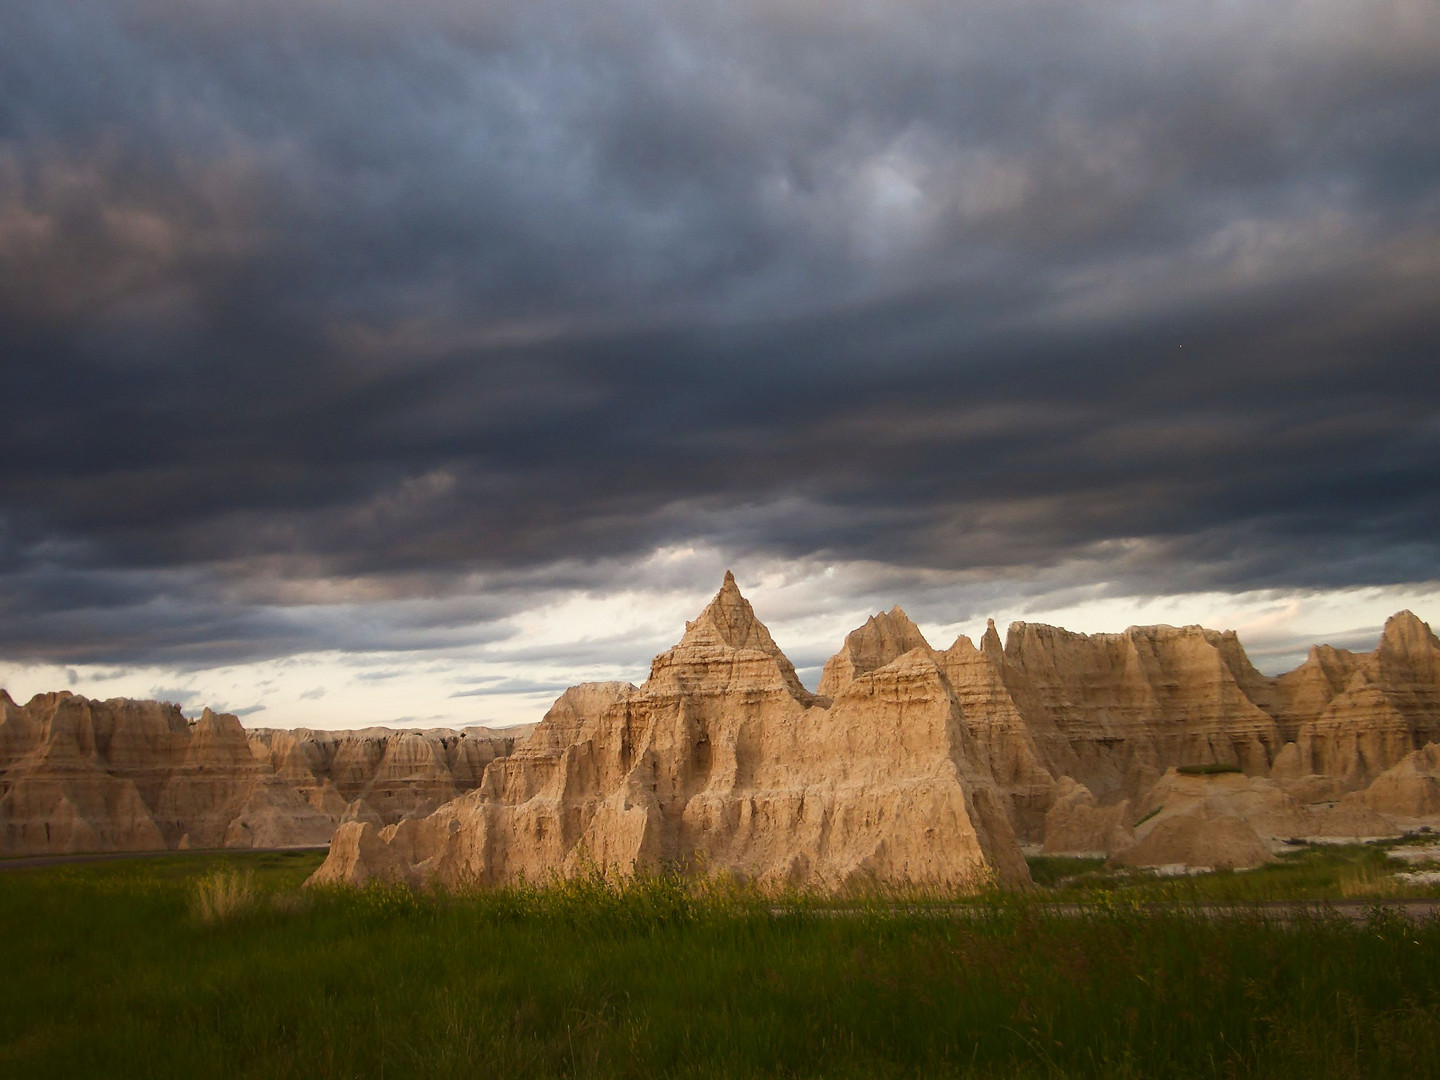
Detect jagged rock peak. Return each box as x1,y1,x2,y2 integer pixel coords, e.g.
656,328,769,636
1379,610,1439,656
818,605,932,697
850,605,930,655
685,570,784,654
659,573,816,704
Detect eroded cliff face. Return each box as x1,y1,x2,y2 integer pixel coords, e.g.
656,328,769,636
999,622,1284,800
310,574,1029,891
245,724,525,826
0,691,529,856
817,606,933,698
311,586,1440,887
1017,611,1440,864
9,584,1440,878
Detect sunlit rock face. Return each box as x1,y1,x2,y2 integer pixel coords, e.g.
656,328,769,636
816,605,933,698
1021,611,1440,864
998,622,1285,800
311,585,1440,886
7,580,1440,877
0,691,528,856
310,573,1030,891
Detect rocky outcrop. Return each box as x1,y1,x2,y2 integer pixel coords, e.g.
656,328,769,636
8,584,1439,878
312,589,1440,887
993,610,1440,857
0,691,530,856
245,723,528,826
817,606,933,698
309,573,1030,891
1040,777,1130,857
1110,812,1276,871
1358,743,1440,822
998,621,1283,802
1282,613,1440,783
937,628,1059,841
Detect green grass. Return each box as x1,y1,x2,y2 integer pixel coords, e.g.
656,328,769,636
1133,804,1163,826
1024,838,1440,903
1022,854,1107,888
5,852,1440,1078
1175,763,1244,776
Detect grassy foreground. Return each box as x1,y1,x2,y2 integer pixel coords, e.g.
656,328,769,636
4,851,1440,1079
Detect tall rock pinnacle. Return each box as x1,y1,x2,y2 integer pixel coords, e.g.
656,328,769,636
656,572,816,703
689,570,779,652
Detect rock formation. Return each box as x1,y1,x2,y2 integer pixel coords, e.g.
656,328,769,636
816,606,933,698
0,690,529,856
1005,611,1440,865
310,573,1030,890
245,723,525,826
310,589,1440,883
8,578,1440,881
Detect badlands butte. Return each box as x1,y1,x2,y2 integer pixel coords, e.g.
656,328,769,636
5,574,1440,892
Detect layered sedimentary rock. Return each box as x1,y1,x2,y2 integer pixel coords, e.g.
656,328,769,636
1358,743,1440,822
0,690,528,856
998,621,1283,801
311,573,1030,890
816,607,933,698
313,584,1440,886
1027,612,1440,863
245,723,527,827
9,581,1440,878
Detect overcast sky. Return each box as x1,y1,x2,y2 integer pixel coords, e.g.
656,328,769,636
2,0,1438,728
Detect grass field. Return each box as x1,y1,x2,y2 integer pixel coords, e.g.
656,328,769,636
1028,834,1440,902
4,848,1440,1078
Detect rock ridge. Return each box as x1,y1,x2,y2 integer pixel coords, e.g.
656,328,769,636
309,589,1440,886
8,586,1439,879
0,691,531,856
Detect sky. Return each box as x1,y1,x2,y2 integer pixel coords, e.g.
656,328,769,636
1,0,1438,729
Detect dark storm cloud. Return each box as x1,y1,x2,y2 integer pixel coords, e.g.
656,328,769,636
2,0,1438,664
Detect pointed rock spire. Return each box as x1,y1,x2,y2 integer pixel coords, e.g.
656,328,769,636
980,618,1004,660
660,573,815,703
690,569,781,652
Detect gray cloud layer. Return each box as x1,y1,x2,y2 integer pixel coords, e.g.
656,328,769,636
2,0,1438,664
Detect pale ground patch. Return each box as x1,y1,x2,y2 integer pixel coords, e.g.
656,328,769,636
1387,845,1440,866
1396,871,1440,886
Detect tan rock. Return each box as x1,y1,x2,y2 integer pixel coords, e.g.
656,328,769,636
936,633,1059,842
0,694,181,854
1040,777,1131,856
0,692,530,856
309,574,1030,892
8,601,1439,877
245,723,531,826
817,606,932,697
1359,743,1440,820
1000,622,1281,801
1110,813,1275,870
